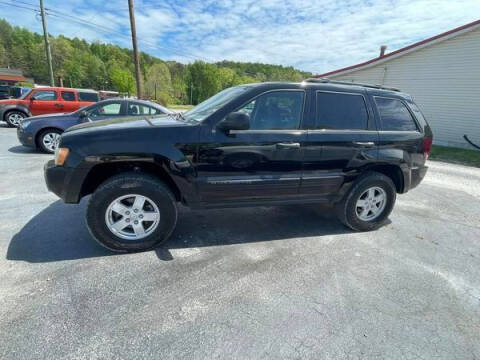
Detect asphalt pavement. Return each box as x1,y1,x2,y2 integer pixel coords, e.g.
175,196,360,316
1,124,479,359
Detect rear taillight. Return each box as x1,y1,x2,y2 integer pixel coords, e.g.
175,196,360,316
423,137,433,159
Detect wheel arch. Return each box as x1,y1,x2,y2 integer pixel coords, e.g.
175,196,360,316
35,127,64,148
366,164,405,193
3,105,30,121
79,160,182,202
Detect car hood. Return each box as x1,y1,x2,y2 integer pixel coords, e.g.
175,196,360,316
65,114,195,134
25,112,73,121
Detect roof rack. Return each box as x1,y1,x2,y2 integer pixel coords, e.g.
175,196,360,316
303,77,400,92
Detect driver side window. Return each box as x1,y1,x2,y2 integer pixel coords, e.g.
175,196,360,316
88,102,122,119
32,90,57,101
237,91,304,130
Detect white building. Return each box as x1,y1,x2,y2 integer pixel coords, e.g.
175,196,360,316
317,20,480,150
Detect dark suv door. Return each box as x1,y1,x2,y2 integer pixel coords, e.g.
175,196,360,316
301,89,379,197
195,89,308,204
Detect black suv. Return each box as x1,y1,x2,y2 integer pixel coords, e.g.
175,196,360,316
44,79,432,252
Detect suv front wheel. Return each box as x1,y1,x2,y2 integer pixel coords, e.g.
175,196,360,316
86,173,178,252
5,110,27,127
335,172,396,231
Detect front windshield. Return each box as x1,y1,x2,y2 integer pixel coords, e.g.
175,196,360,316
18,88,32,100
183,86,250,122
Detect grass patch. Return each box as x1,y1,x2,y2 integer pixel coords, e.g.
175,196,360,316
168,104,194,111
430,145,480,168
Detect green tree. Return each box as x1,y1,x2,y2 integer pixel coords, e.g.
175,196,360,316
186,61,221,104
110,66,136,95
0,19,311,104
144,62,172,100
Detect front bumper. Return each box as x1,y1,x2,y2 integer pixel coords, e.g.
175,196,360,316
44,160,85,203
17,125,36,148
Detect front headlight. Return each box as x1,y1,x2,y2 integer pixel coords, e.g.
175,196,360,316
20,120,31,128
54,147,70,166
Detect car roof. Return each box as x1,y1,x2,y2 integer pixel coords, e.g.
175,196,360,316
244,80,411,99
32,87,98,93
93,98,173,113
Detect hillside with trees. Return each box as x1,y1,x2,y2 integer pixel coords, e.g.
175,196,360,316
0,19,311,105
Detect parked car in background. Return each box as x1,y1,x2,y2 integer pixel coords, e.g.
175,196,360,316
99,90,120,100
0,87,99,127
8,86,32,99
44,80,432,252
17,98,172,153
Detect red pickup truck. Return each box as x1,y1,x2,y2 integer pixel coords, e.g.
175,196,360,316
0,87,99,127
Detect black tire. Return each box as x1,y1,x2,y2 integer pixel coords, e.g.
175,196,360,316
5,110,26,127
335,171,396,231
38,129,62,153
86,172,178,252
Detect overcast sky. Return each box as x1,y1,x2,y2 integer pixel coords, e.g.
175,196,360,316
1,0,479,73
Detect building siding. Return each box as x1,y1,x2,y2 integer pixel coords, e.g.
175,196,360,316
329,27,480,149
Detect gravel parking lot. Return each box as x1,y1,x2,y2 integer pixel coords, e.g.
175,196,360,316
1,124,479,359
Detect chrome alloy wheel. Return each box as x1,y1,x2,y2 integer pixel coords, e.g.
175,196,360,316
42,132,61,152
355,186,387,221
8,112,25,126
105,194,160,240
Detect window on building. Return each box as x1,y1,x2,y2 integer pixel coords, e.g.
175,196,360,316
315,92,368,130
375,97,418,131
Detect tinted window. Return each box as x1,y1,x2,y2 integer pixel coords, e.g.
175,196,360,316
88,102,122,119
78,92,99,102
238,91,304,130
375,97,418,131
408,102,427,128
32,90,57,101
61,91,75,101
315,92,368,130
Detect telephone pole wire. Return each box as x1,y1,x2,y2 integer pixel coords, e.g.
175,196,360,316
128,0,142,98
39,0,54,86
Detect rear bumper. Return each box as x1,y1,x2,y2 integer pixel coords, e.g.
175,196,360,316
409,165,428,190
44,160,85,203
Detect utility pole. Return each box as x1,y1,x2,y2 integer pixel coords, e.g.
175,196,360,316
39,0,54,87
190,81,193,105
128,0,142,98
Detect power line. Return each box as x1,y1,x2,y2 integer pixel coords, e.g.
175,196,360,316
0,0,212,62
45,9,212,61
0,1,39,12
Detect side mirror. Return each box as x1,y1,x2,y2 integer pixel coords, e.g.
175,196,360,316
79,110,88,119
217,112,250,133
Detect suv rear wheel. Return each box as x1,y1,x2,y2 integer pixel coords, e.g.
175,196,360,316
5,110,26,127
335,172,396,231
86,173,178,252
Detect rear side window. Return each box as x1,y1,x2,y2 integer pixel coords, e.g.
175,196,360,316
78,92,99,102
375,97,418,131
315,92,368,130
61,91,75,101
128,103,160,115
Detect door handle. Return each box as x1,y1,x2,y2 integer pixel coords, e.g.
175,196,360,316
55,103,64,108
276,142,300,149
353,141,375,147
